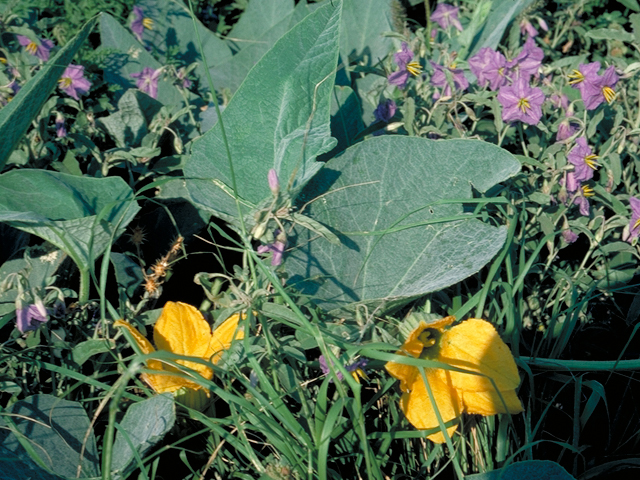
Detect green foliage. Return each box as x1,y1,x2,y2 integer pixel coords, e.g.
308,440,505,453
0,15,97,169
466,460,576,480
0,394,100,478
177,1,342,225
286,136,520,315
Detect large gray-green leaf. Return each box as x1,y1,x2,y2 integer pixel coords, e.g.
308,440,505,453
0,446,62,480
340,0,394,67
0,170,140,272
285,136,520,315
178,1,342,226
465,460,576,480
0,394,100,478
111,394,175,474
0,16,97,169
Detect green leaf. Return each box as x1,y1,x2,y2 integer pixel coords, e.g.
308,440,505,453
322,85,365,159
465,460,576,479
111,394,176,474
0,16,97,169
0,170,140,272
619,0,640,12
0,446,62,480
98,89,162,148
111,252,144,299
285,136,520,315
467,0,535,57
178,1,342,227
72,338,115,366
585,28,634,42
340,0,394,67
0,394,100,478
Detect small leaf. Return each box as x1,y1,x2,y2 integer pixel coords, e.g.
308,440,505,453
111,394,176,473
585,28,634,42
72,339,115,366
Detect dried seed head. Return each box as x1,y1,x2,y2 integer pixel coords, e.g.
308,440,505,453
129,226,146,246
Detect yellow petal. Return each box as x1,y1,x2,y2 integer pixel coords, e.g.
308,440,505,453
400,370,462,444
436,318,521,393
140,371,202,394
114,320,162,371
114,320,155,354
461,389,524,415
207,312,246,364
154,302,215,380
386,317,455,390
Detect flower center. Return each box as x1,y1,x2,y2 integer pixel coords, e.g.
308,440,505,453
58,77,72,88
584,154,599,169
407,61,422,76
568,69,584,85
634,218,640,230
26,42,38,55
143,17,154,30
417,328,442,359
602,85,616,104
517,97,531,113
581,185,595,197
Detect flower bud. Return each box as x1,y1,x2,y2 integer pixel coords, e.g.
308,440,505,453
268,169,279,195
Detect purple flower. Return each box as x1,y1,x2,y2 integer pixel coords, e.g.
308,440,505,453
556,119,578,143
469,47,508,91
58,64,91,100
16,300,48,333
431,4,463,32
497,77,545,125
549,93,569,110
573,184,594,217
268,169,279,195
584,66,618,110
430,61,469,99
373,99,397,123
567,137,598,182
319,355,369,382
131,67,162,99
388,43,422,89
257,240,286,266
562,172,580,193
626,197,640,243
569,62,618,110
17,35,55,62
55,113,67,138
520,19,538,38
131,6,154,43
562,229,579,244
177,67,192,89
507,37,543,81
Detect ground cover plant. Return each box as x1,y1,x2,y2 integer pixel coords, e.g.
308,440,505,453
1,0,640,479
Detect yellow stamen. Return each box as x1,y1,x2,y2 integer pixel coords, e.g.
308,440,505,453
142,17,154,30
634,218,640,230
58,77,72,88
602,85,616,104
517,97,531,113
0,57,6,64
26,42,38,55
407,61,422,76
351,368,369,383
450,62,457,69
568,69,584,85
584,154,599,170
581,185,595,197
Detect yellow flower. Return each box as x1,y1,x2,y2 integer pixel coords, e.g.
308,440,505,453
114,301,245,408
385,317,523,443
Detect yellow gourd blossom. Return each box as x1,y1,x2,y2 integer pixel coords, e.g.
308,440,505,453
114,301,245,409
385,316,523,443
